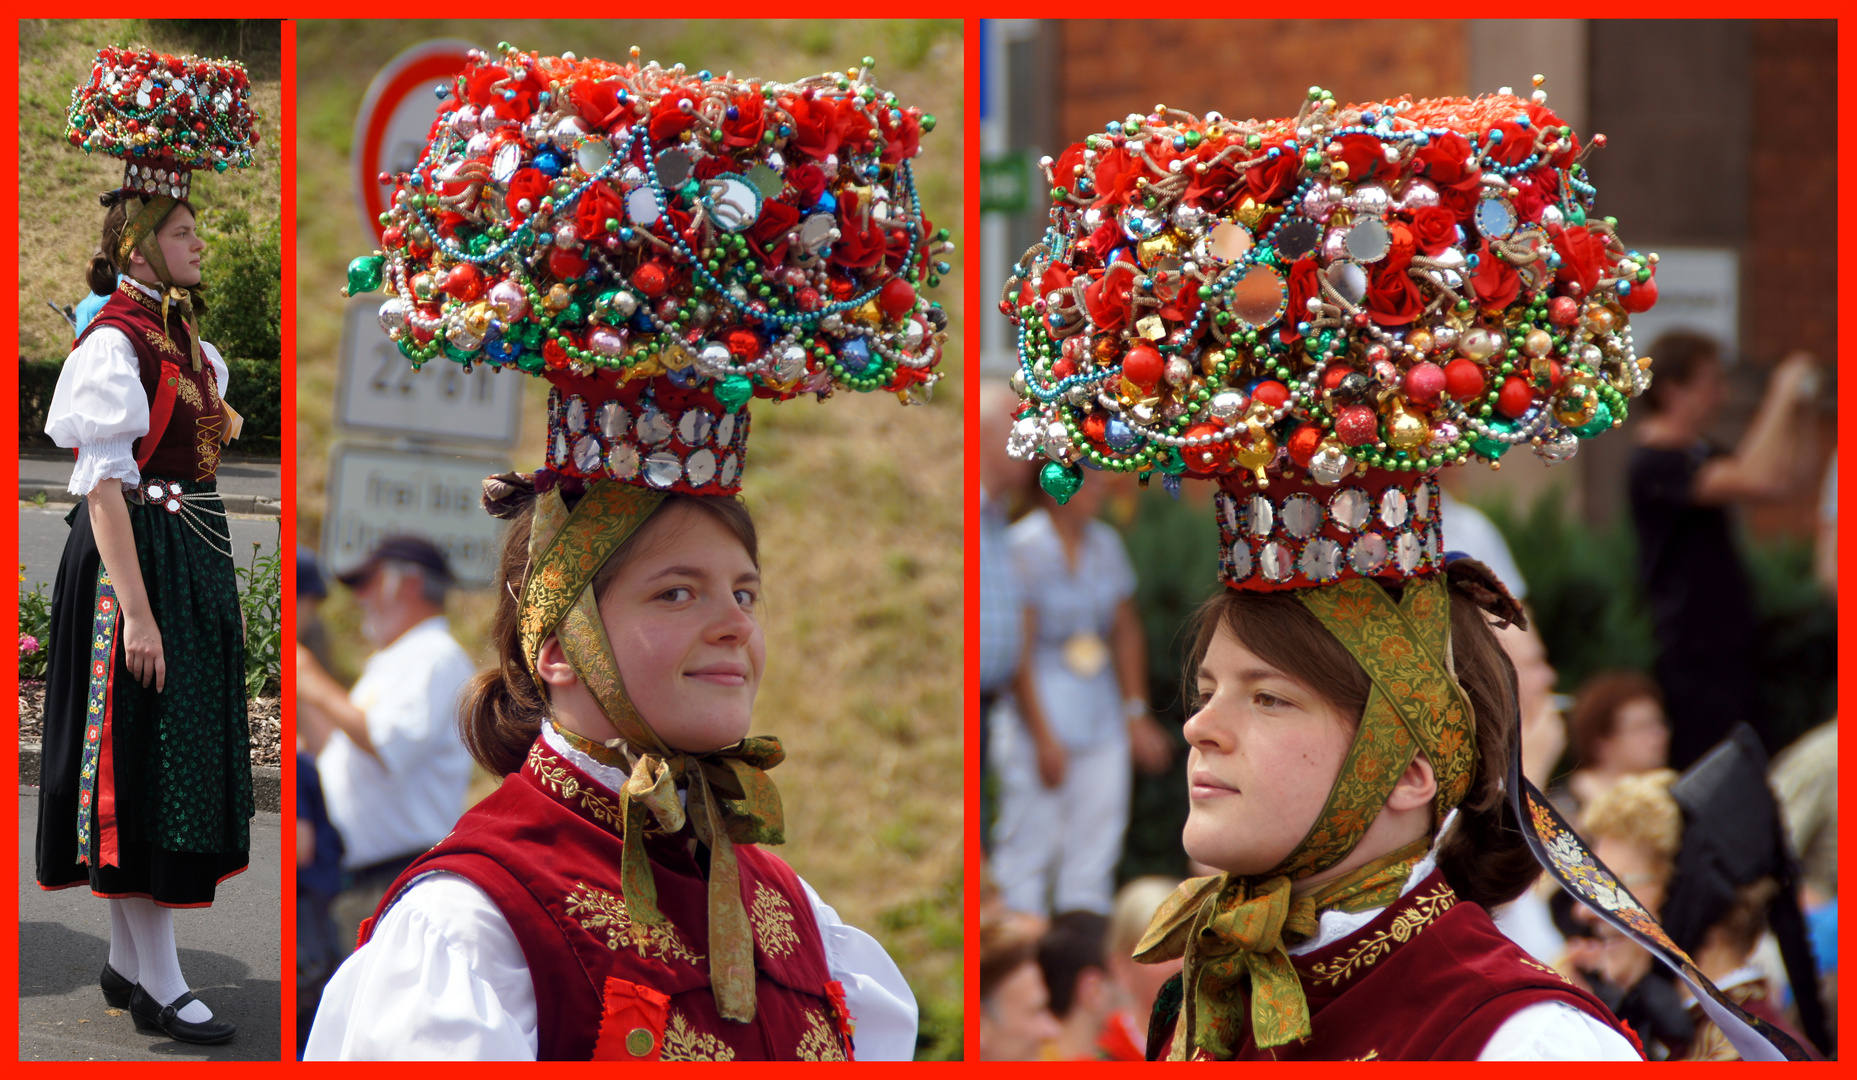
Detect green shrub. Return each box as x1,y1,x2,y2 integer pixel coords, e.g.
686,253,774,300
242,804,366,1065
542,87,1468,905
20,358,63,448
199,207,281,362
20,568,52,681
224,355,282,456
235,538,282,699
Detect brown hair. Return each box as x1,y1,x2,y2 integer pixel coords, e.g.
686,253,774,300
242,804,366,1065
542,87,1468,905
460,491,759,776
89,193,196,296
979,916,1041,1005
1184,579,1541,908
1640,330,1721,415
1712,877,1779,958
1568,669,1664,765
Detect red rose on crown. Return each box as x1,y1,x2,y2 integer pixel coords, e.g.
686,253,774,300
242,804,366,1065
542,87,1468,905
721,90,767,149
1405,206,1458,256
784,93,842,161
1551,224,1614,298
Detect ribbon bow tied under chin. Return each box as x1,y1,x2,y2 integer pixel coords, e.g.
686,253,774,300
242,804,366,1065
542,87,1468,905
597,730,787,1026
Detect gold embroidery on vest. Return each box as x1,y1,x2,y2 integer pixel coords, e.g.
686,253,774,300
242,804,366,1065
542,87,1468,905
1519,955,1574,985
564,880,701,965
660,1010,735,1061
526,741,625,833
169,372,204,412
751,881,800,959
144,326,184,360
795,1007,848,1061
1306,883,1457,988
1351,1050,1381,1060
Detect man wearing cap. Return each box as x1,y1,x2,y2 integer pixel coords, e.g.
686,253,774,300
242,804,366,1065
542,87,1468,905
297,536,477,953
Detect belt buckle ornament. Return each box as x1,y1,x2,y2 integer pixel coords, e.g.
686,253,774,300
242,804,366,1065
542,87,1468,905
143,480,184,513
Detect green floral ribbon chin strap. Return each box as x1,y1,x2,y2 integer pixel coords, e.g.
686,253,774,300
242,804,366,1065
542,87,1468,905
115,191,206,372
1136,575,1477,1056
520,478,786,1025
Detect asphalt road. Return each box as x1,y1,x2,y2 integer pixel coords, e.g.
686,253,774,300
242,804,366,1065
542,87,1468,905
19,505,281,592
18,789,283,1061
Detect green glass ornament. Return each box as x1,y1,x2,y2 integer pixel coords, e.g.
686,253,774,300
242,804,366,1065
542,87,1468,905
346,255,384,295
715,374,754,412
1039,461,1083,505
1571,399,1614,439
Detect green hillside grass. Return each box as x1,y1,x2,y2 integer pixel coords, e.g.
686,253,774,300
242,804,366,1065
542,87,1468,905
295,20,965,1057
18,19,282,361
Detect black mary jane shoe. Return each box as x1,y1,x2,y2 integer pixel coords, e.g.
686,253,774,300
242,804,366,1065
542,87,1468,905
128,985,236,1045
100,964,135,1009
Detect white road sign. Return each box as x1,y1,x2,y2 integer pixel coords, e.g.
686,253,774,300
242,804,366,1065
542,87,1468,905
337,296,524,445
323,444,508,587
352,39,477,243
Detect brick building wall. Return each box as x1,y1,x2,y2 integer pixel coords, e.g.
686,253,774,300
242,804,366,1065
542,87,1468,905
1745,19,1837,538
1054,20,1467,144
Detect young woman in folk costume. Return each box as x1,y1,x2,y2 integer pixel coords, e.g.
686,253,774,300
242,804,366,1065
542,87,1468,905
1004,82,1812,1060
35,48,261,1046
305,44,948,1061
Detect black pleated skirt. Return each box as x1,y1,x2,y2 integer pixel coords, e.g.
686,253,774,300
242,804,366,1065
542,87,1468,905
34,480,253,907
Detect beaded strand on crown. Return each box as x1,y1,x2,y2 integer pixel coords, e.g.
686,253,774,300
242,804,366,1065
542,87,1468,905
342,45,950,497
1003,80,1658,527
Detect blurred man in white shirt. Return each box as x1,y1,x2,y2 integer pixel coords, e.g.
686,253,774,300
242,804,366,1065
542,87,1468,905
297,536,477,954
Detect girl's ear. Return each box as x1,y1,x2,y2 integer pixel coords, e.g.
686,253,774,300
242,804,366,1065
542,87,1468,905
534,634,577,690
1385,751,1438,812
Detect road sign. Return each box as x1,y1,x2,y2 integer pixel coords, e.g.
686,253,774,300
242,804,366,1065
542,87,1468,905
351,39,476,244
980,151,1033,214
336,296,524,445
323,443,508,587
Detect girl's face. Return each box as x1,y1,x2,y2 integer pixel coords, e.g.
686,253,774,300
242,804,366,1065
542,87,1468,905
135,206,205,287
597,504,764,754
1181,624,1356,876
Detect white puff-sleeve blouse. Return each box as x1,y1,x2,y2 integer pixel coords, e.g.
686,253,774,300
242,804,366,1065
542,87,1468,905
45,322,227,496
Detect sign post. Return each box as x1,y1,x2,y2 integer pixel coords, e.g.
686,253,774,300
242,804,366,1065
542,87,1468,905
327,40,520,588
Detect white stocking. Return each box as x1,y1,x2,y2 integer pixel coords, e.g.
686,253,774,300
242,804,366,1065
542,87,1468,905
115,897,212,1023
107,899,139,982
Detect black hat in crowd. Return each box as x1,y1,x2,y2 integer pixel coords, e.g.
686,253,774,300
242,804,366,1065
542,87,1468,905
335,535,455,590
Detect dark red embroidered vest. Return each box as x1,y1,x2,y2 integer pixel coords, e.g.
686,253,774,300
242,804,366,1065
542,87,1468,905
362,737,855,1062
77,285,223,482
1153,870,1644,1061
